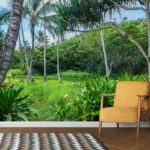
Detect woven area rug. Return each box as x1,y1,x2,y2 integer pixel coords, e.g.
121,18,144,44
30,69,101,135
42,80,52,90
0,133,108,150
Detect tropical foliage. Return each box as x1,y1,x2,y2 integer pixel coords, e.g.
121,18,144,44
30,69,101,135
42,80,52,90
0,86,36,121
0,0,24,84
0,30,5,50
49,73,147,121
0,0,149,121
11,19,148,76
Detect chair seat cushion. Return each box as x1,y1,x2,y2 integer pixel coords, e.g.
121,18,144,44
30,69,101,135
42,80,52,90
100,107,138,123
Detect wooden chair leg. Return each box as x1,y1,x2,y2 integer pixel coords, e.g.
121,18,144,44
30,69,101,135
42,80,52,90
117,123,119,134
99,121,102,137
137,121,140,141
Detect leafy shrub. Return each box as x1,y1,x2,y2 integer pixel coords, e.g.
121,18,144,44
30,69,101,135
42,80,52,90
61,70,94,81
50,77,116,121
49,97,78,121
116,72,148,81
0,86,37,121
76,77,116,120
50,73,148,121
7,69,21,78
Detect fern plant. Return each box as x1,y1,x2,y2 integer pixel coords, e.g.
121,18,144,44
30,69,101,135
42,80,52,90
0,86,36,121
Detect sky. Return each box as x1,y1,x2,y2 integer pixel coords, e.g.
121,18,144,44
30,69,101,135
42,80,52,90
0,1,146,48
0,1,9,7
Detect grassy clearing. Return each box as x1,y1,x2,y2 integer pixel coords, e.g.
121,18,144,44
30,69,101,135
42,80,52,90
8,75,80,121
5,71,148,121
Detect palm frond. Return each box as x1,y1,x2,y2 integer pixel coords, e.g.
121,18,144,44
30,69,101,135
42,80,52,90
53,0,144,32
0,8,11,25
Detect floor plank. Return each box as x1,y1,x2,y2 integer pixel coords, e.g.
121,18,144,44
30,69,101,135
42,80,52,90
100,128,150,150
0,127,149,150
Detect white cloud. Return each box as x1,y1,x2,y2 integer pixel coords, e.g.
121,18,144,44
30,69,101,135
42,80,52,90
0,1,9,8
15,31,31,49
3,0,146,49
105,9,145,23
24,31,31,41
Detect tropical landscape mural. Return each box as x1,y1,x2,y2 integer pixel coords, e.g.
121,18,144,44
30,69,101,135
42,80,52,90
0,0,149,121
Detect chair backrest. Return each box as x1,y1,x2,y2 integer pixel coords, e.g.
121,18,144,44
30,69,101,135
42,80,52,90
114,81,150,110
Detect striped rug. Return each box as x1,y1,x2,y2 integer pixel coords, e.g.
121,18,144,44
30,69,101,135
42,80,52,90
0,133,108,150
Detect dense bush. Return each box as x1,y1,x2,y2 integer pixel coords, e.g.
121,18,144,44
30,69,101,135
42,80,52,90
0,86,37,121
7,69,22,78
49,77,116,121
50,73,148,121
6,70,148,121
8,18,150,121
11,19,148,76
61,70,94,80
115,72,148,81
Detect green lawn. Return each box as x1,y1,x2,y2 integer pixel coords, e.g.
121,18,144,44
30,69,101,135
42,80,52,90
6,71,148,121
8,75,80,121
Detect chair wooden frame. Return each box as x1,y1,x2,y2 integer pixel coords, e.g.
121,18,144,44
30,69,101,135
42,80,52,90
99,94,150,141
137,95,150,140
99,94,115,137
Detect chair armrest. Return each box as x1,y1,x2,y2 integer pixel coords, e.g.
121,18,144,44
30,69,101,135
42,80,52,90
137,95,150,99
100,94,115,109
137,95,150,113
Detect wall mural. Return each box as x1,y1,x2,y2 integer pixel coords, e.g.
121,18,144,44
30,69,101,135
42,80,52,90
0,0,148,121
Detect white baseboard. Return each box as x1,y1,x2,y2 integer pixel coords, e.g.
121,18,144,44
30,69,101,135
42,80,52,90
0,121,149,128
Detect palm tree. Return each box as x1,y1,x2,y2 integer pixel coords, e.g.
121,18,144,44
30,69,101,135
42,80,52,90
55,0,150,81
0,6,30,76
0,0,24,84
43,0,47,81
24,0,54,81
44,22,62,83
35,30,49,47
35,29,49,81
100,30,111,77
56,35,61,83
47,1,69,83
0,8,11,25
18,33,24,81
0,0,56,82
0,30,5,51
21,22,29,70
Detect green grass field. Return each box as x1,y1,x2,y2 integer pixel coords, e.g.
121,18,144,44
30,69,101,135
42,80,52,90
5,71,148,121
8,75,80,121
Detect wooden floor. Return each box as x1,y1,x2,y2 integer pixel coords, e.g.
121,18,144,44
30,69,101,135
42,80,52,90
0,127,150,150
100,128,150,150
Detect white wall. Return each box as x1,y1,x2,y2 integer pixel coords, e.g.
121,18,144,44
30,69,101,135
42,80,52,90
0,121,149,128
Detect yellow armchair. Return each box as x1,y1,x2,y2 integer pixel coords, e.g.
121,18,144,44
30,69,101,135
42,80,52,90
99,81,150,140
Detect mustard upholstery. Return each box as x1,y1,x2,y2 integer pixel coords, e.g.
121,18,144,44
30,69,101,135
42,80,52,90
100,107,137,123
114,82,149,110
100,81,150,123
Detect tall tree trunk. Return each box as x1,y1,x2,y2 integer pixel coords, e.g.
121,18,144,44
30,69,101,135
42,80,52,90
43,0,47,82
100,30,111,76
0,0,24,84
18,33,24,81
28,24,35,81
57,35,61,83
146,3,150,81
111,1,150,81
146,3,150,57
112,23,150,81
148,61,150,81
21,22,29,69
